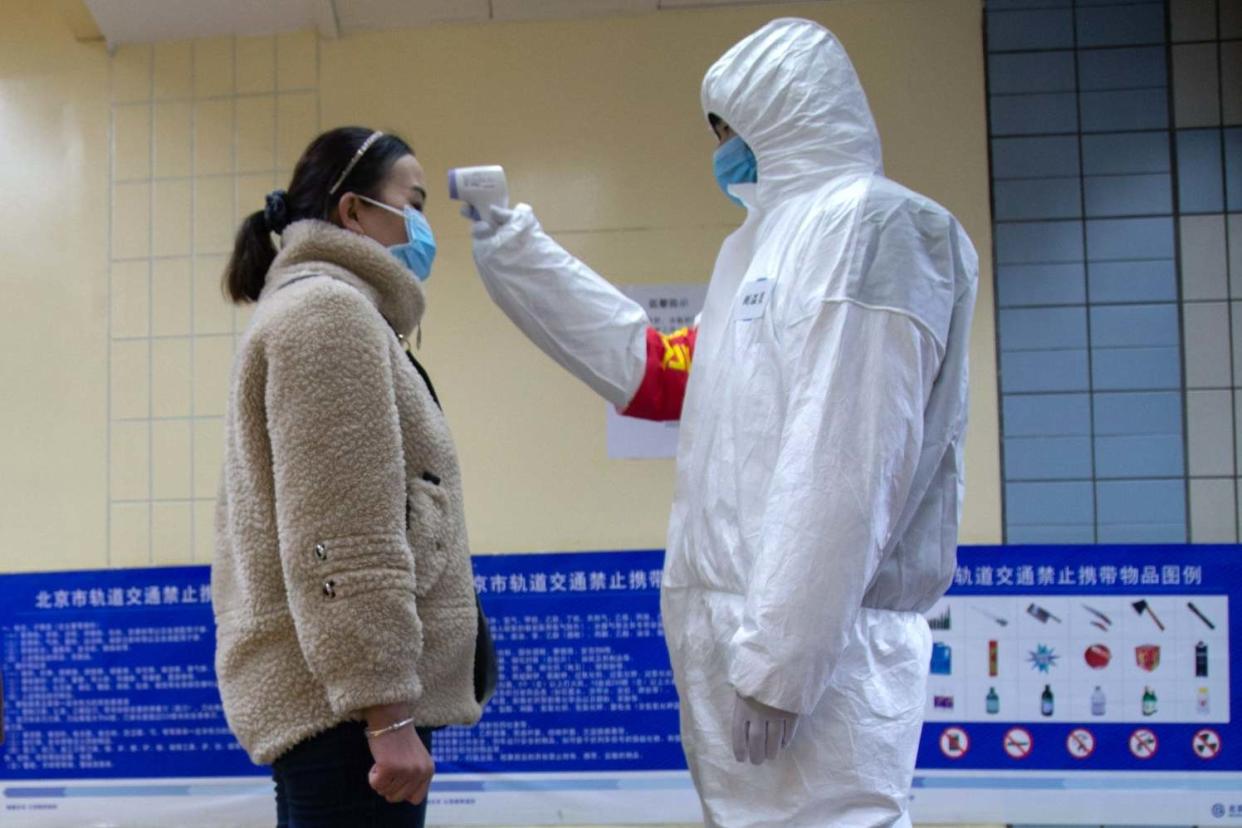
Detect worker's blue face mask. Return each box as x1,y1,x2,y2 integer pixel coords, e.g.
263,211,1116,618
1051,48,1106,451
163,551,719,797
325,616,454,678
713,135,757,208
358,195,437,281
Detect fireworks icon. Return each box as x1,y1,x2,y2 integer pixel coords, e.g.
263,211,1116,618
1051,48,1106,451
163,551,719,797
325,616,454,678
1027,644,1060,673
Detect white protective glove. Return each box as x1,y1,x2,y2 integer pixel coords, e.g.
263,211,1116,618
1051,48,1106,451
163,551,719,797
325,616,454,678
731,691,799,766
461,204,515,239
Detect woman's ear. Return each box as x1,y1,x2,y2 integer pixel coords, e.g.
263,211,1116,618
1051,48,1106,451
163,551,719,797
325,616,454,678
336,193,365,233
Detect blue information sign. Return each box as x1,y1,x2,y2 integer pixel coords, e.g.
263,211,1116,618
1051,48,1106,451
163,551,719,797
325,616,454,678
434,550,681,774
0,567,252,780
916,545,1237,773
1,545,1238,826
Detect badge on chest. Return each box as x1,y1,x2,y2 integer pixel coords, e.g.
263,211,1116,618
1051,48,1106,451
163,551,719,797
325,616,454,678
734,278,773,322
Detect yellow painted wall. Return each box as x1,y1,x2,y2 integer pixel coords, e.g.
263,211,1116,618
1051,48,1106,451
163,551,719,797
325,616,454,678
330,0,1001,557
0,0,999,572
0,2,999,825
0,3,998,578
0,1,110,570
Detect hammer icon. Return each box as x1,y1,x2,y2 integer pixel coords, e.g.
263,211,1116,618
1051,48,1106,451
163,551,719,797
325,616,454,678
1132,599,1165,631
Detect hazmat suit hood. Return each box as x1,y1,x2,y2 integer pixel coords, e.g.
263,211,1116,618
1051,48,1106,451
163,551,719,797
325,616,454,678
701,18,883,205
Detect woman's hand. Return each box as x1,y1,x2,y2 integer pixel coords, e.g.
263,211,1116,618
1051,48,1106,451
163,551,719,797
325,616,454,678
363,704,434,804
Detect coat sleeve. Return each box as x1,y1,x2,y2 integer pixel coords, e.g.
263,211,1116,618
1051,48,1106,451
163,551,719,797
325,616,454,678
263,285,423,717
471,204,659,410
726,296,942,715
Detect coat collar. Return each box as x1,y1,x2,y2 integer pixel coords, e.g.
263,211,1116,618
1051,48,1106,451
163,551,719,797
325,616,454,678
263,219,425,336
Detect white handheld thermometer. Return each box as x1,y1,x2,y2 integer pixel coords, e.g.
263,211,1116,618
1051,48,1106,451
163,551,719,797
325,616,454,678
448,165,508,220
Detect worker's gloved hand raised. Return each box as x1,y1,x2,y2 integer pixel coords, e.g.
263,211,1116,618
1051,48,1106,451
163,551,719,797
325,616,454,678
461,204,515,240
731,691,799,766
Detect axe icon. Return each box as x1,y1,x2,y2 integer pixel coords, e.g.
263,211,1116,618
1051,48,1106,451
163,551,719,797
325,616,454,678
1132,599,1165,631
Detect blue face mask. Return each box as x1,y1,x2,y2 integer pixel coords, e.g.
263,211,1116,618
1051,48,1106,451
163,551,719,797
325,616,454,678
359,195,437,281
712,135,758,208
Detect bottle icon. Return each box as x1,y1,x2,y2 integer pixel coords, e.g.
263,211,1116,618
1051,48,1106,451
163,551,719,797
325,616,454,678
1197,686,1210,715
1091,685,1106,716
1142,686,1157,717
1196,642,1208,678
1041,684,1054,717
986,687,999,715
988,640,998,677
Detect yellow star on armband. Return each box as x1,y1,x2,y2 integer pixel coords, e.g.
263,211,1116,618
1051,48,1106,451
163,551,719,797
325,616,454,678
660,329,692,372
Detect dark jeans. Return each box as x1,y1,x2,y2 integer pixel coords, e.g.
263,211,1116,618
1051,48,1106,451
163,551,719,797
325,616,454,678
272,721,434,828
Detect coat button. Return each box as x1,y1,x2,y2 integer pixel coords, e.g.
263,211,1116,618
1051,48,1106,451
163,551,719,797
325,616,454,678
314,543,328,561
322,580,336,598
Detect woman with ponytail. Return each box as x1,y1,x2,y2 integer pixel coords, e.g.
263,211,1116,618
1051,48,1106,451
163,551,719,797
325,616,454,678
212,127,481,827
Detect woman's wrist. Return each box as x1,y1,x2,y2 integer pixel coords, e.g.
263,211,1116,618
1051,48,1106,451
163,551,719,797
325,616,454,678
365,716,417,740
362,702,413,732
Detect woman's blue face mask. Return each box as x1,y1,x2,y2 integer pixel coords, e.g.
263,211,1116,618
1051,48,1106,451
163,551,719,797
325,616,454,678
712,135,758,208
358,195,437,281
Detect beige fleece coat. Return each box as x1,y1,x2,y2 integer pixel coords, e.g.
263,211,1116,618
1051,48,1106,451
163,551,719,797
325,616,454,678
212,219,480,765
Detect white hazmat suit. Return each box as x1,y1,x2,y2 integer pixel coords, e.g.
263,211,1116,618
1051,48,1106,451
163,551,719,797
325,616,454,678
470,18,979,827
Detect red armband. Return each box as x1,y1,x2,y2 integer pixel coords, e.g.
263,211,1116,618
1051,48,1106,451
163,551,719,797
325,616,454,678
621,326,697,422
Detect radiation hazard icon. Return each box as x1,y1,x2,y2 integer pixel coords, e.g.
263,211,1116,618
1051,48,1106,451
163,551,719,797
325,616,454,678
1193,729,1221,761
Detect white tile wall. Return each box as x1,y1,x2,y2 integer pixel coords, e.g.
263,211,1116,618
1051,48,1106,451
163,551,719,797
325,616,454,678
108,31,319,563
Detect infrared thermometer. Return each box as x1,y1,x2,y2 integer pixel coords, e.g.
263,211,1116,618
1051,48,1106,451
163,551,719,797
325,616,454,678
448,165,508,220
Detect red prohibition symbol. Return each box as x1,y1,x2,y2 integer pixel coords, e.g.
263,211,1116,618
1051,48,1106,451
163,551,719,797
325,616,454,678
1004,727,1033,760
940,727,970,760
1066,728,1095,759
1130,728,1158,760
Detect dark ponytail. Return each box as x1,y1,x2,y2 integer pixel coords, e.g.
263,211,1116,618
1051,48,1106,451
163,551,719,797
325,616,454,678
223,126,414,303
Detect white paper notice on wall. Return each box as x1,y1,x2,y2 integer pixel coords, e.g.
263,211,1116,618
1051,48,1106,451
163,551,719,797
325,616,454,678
606,283,708,460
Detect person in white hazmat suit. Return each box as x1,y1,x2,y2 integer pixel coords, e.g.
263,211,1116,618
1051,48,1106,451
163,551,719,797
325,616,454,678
467,18,978,827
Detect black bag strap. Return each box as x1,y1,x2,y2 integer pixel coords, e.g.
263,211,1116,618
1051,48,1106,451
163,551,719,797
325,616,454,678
396,335,441,411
